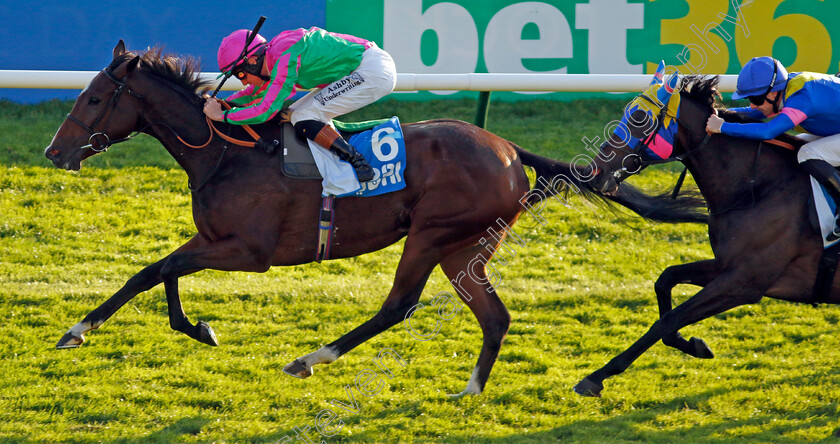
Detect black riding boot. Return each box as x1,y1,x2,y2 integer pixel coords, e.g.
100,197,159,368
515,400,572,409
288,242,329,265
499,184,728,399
801,159,840,242
328,136,375,183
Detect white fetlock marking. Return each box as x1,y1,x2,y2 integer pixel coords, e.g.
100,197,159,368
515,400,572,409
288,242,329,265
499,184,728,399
301,346,340,368
67,321,98,337
462,366,483,396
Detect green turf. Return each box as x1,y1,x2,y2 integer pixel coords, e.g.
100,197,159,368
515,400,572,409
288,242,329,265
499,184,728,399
2,98,839,443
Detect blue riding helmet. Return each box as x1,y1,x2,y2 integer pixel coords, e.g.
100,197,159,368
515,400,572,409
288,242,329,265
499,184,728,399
731,57,788,100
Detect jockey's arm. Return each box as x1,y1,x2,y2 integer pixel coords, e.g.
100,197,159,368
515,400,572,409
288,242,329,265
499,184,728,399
728,106,767,120
224,54,297,125
719,112,797,140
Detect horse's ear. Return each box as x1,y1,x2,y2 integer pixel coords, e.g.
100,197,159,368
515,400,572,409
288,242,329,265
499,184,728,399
649,60,666,86
126,56,140,74
664,70,680,93
113,40,126,59
656,70,681,105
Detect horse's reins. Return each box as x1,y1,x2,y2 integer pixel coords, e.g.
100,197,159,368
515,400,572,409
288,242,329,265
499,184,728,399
65,67,146,152
668,112,801,215
178,101,261,149
608,85,804,213
66,67,262,153
608,92,698,199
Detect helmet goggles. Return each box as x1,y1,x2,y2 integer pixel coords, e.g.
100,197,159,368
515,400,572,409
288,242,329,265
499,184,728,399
230,45,267,80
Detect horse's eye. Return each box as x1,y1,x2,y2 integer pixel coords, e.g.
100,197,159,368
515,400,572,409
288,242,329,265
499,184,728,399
88,97,101,105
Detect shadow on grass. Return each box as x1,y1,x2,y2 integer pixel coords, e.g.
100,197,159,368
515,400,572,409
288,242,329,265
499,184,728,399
462,369,840,443
239,368,840,443
132,417,211,443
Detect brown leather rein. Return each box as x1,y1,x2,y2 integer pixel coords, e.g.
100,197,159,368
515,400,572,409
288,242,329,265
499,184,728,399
180,100,261,149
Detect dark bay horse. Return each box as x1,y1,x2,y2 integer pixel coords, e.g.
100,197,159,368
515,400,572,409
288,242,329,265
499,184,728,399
575,74,835,397
45,42,705,396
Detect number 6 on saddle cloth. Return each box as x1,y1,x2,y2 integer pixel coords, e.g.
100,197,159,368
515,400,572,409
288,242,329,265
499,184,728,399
275,116,408,262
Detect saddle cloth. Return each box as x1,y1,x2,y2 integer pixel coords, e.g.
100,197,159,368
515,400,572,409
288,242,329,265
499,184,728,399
809,176,840,303
280,117,407,198
810,176,840,248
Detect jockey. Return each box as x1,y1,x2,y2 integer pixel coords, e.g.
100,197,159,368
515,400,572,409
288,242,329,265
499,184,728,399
706,56,840,241
204,27,398,183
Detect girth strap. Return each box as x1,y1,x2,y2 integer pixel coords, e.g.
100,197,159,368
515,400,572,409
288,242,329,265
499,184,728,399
316,195,336,263
811,242,840,305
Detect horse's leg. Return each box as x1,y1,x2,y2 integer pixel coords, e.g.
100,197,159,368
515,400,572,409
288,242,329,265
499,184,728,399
574,270,763,397
56,235,208,349
283,235,440,378
158,237,272,346
655,260,720,358
439,244,510,397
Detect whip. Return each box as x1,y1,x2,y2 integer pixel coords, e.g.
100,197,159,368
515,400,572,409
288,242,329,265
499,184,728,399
210,15,267,98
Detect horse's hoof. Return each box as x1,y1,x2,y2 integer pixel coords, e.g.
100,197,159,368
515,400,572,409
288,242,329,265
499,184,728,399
573,377,603,397
283,359,312,379
690,337,714,359
56,332,85,349
197,321,218,347
447,390,479,399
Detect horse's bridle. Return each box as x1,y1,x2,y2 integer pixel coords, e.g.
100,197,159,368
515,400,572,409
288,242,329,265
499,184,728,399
64,67,145,152
603,91,715,200
606,92,673,182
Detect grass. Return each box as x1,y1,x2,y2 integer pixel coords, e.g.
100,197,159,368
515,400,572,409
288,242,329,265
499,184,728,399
2,97,840,443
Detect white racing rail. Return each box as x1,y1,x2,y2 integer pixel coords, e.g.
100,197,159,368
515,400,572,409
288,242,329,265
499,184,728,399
0,70,738,93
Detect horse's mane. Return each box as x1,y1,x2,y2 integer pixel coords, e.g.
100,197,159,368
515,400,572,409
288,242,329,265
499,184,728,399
109,47,212,98
681,75,721,109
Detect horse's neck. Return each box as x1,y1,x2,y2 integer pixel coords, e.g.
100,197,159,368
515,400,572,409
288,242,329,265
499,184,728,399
685,134,801,212
141,89,227,182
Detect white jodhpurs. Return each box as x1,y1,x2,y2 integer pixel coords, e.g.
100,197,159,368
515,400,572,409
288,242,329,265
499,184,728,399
796,133,840,166
289,46,397,125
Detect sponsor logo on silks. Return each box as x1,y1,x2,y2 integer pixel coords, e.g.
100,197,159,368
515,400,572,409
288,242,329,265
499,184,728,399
315,73,367,106
339,116,407,197
613,60,681,160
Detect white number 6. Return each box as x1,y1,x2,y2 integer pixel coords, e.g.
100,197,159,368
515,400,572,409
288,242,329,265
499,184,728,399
372,127,398,162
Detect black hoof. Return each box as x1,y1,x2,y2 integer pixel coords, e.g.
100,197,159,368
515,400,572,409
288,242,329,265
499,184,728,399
690,337,714,359
197,321,218,346
283,359,312,379
56,332,84,349
573,377,603,397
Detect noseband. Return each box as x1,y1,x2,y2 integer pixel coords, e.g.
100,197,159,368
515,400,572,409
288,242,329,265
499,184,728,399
608,92,713,184
608,93,672,181
65,67,145,152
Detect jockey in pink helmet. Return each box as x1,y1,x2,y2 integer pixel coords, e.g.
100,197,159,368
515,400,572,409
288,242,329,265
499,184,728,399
204,27,398,183
217,29,268,80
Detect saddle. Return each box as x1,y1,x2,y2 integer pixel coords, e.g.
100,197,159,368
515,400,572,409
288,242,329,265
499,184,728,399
262,118,398,263
278,122,321,180
276,119,390,180
760,135,840,304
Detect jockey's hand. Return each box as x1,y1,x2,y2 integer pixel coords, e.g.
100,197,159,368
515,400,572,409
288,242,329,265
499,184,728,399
706,113,724,134
279,107,292,123
204,98,224,121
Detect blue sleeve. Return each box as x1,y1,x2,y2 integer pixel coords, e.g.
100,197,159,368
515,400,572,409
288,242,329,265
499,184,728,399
720,114,796,140
729,106,766,120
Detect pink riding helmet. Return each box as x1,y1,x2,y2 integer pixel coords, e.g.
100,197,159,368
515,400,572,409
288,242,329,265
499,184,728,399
217,29,267,73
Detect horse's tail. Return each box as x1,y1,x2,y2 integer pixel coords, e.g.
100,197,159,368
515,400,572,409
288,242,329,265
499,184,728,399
514,145,708,224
